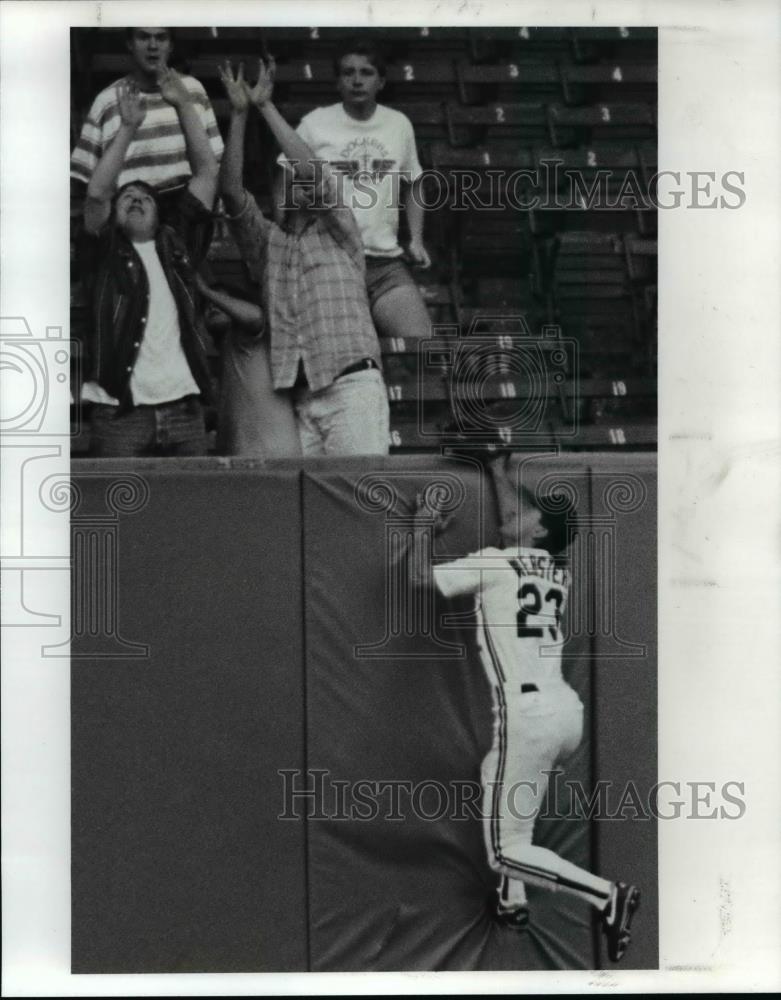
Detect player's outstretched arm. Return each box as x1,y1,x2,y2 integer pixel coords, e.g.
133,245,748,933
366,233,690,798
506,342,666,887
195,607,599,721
84,80,145,233
407,489,453,589
488,454,519,542
158,68,219,210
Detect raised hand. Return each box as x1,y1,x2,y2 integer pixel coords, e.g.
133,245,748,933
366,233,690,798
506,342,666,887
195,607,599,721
218,60,250,114
413,488,454,534
116,79,145,129
244,57,275,109
156,67,192,108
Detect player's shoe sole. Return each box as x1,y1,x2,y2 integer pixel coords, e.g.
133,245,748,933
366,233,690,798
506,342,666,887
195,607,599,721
496,905,530,932
602,882,640,962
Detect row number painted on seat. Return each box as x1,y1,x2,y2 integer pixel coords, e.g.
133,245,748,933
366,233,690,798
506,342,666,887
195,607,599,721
404,64,415,81
601,105,611,122
390,337,406,353
390,429,402,446
495,105,506,123
389,385,403,401
500,382,516,398
519,27,531,40
609,427,627,444
611,380,627,396
612,66,623,81
310,27,319,39
508,63,519,78
587,149,598,167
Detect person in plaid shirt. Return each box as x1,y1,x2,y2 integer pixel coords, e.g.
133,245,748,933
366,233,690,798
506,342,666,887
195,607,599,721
218,59,389,457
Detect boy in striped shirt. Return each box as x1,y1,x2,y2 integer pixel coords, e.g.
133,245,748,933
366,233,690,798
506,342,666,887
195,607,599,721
71,28,223,195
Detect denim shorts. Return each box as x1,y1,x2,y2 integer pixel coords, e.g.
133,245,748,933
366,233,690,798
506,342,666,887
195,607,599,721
364,255,418,309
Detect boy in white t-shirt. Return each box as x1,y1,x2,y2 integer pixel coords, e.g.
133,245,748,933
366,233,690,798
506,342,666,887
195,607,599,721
285,38,433,343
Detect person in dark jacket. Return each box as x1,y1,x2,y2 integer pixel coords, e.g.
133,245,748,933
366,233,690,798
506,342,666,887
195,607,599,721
79,68,218,457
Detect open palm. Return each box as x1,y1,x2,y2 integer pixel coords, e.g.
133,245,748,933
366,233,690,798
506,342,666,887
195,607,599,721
218,61,250,113
244,57,275,108
117,80,145,128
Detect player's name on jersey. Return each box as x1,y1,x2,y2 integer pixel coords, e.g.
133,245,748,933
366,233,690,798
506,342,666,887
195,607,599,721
509,555,570,587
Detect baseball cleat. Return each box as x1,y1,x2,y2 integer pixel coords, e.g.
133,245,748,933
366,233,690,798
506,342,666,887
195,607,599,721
496,904,530,932
601,882,640,962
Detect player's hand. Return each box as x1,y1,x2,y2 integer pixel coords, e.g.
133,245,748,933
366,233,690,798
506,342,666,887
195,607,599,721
487,450,510,477
406,238,431,269
218,60,250,113
157,68,192,108
117,79,145,129
244,57,276,109
413,489,454,533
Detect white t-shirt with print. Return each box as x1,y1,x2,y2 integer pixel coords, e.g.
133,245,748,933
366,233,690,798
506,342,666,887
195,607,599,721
292,103,423,257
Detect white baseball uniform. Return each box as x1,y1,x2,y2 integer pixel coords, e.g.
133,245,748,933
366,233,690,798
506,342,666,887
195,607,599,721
433,545,613,912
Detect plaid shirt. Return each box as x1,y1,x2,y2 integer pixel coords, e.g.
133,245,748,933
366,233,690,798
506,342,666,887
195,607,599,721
226,188,381,392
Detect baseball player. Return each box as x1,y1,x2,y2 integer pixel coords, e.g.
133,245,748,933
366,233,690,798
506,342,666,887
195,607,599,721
409,453,640,962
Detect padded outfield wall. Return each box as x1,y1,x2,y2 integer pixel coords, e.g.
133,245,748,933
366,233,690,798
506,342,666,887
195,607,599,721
70,453,656,972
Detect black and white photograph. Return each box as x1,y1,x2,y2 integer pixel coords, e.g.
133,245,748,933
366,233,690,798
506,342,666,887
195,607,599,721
1,0,779,995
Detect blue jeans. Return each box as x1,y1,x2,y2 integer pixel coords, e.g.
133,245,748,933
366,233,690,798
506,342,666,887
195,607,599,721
293,368,390,457
90,396,207,457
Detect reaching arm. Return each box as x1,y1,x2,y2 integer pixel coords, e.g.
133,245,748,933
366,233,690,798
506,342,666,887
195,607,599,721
242,58,319,181
488,455,520,542
216,61,252,215
407,489,453,590
84,80,145,234
157,69,219,210
194,274,264,333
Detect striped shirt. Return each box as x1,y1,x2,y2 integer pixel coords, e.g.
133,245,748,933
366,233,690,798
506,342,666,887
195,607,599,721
227,188,381,393
70,75,224,191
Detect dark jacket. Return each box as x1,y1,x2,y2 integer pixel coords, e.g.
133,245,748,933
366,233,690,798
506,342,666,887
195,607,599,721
79,189,214,411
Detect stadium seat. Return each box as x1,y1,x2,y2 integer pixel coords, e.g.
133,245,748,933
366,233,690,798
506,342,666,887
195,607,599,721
569,27,658,64
429,141,533,171
547,102,656,146
560,61,657,104
456,59,562,104
444,101,549,147
530,144,655,235
468,27,570,62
